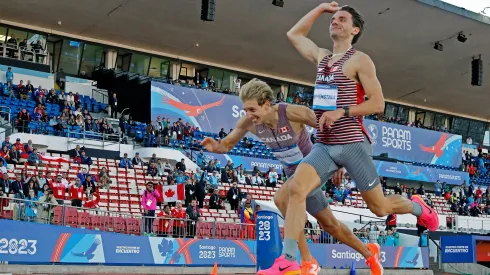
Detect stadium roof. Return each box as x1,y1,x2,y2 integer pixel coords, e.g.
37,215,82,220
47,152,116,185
0,0,489,120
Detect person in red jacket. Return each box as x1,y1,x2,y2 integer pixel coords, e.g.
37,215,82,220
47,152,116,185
385,214,397,231
84,193,100,209
155,182,164,207
68,178,84,207
50,175,66,204
157,205,172,236
171,201,187,238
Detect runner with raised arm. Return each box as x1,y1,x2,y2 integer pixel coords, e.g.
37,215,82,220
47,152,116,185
258,2,439,275
201,78,381,275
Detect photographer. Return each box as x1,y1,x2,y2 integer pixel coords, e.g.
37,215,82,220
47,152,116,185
37,189,58,224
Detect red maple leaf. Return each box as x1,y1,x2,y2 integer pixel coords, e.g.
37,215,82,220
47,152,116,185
165,188,175,198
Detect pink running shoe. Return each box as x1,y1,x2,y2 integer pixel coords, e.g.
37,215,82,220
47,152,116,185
411,195,439,231
257,255,300,275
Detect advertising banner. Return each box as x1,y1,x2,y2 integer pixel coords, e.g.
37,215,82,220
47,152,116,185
188,150,284,173
373,160,469,185
365,120,462,167
0,219,256,266
323,244,429,269
441,235,475,263
151,82,245,135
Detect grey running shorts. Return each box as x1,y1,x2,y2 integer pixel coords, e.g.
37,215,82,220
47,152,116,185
302,135,380,202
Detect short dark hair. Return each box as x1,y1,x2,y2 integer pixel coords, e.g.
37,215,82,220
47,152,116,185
340,6,364,45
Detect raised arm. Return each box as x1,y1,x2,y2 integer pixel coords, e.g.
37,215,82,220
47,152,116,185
201,116,253,154
286,2,339,65
284,104,317,128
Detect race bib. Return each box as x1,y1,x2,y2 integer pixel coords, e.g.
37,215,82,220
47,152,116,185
146,199,153,206
57,190,62,196
313,84,338,111
271,144,304,165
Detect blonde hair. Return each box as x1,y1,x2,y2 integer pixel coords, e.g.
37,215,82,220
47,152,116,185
239,78,274,106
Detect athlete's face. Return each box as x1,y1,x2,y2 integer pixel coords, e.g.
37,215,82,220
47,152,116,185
243,99,272,125
329,11,359,42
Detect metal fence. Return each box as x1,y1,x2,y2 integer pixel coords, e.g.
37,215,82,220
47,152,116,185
0,196,258,240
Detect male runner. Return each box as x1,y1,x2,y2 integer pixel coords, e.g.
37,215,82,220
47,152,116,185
201,78,382,275
258,2,440,274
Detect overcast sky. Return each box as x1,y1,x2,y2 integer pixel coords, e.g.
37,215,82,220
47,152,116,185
441,0,489,14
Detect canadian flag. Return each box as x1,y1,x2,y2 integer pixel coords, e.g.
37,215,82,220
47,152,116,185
162,184,185,202
39,155,71,163
279,126,290,133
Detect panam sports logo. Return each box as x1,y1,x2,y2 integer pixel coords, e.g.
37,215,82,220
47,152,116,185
368,123,411,150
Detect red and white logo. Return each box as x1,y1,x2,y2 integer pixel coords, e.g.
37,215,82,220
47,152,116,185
279,126,290,133
330,66,340,73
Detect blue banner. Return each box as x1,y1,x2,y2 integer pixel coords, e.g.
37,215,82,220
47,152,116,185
0,219,256,267
441,235,475,263
188,150,284,174
373,160,469,185
365,120,462,167
0,219,428,268
151,82,245,135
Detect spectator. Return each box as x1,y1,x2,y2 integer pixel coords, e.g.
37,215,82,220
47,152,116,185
251,173,264,186
132,152,143,166
385,214,397,231
195,172,206,208
10,174,24,199
184,178,195,206
69,178,84,207
2,137,12,150
6,67,14,83
0,173,10,194
22,179,38,198
171,201,187,238
207,171,220,191
77,168,90,182
156,205,172,236
110,92,118,118
142,182,160,236
209,189,220,210
27,148,41,167
119,153,133,169
267,167,278,188
16,108,31,133
186,199,201,237
227,182,241,210
417,184,425,195
434,181,442,197
79,151,93,166
176,158,186,172
24,189,38,221
218,128,227,139
50,175,66,204
37,189,58,224
83,192,100,209
82,175,96,195
66,92,75,107
98,167,111,190
241,199,255,238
